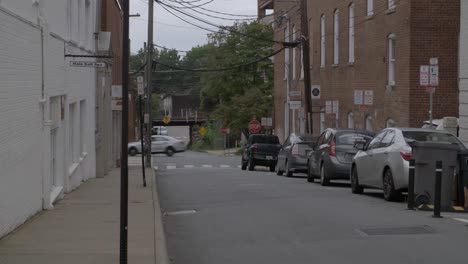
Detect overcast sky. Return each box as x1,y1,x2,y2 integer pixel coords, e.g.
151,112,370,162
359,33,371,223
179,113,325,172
129,0,258,54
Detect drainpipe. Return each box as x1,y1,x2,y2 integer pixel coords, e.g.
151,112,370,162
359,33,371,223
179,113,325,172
95,0,103,177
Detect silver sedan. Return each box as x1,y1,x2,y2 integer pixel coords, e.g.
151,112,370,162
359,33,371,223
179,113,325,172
351,128,464,201
128,135,186,157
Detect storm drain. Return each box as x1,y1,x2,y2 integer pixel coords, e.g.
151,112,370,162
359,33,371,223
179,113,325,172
165,209,197,216
357,225,434,236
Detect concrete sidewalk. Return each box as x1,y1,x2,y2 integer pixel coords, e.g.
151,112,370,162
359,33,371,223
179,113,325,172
0,167,169,264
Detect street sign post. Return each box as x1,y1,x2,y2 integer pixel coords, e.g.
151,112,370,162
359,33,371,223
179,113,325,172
427,58,439,127
249,120,261,134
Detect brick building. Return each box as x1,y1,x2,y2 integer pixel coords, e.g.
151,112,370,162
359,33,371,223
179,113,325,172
260,0,460,141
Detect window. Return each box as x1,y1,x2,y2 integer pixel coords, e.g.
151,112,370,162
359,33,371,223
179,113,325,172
69,103,77,164
292,26,296,80
80,100,86,154
320,15,325,67
365,115,373,131
334,9,339,65
50,96,61,129
367,0,374,16
381,130,395,147
367,131,386,150
388,0,396,10
348,3,355,63
348,112,354,129
388,33,396,85
284,24,290,79
386,118,396,128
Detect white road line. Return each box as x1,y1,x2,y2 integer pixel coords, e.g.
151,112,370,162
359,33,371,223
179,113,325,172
452,218,468,224
166,165,177,170
184,165,194,168
220,165,230,168
202,165,213,168
237,165,241,168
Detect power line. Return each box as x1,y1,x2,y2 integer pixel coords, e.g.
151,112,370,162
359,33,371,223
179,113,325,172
161,0,255,21
166,0,257,18
160,0,214,9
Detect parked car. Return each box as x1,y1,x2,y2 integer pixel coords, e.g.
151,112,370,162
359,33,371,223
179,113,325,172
241,134,281,171
351,128,465,201
128,135,185,157
307,129,374,185
276,133,316,177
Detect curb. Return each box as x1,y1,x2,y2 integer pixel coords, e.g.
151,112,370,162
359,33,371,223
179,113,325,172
151,168,170,264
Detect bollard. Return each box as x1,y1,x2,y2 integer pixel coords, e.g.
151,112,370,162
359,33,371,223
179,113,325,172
433,161,443,218
407,159,415,210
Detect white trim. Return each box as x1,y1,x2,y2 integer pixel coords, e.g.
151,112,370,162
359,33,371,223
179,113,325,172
334,9,340,65
348,3,355,63
320,14,325,67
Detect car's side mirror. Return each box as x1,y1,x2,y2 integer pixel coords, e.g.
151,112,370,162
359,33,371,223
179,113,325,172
354,140,367,151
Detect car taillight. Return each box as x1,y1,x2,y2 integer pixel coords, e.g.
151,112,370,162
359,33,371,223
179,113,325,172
292,144,299,156
400,149,412,161
328,140,336,157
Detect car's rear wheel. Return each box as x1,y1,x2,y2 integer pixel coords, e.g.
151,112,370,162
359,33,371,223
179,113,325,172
285,161,293,177
248,157,255,171
276,162,283,176
383,168,402,202
320,165,330,186
351,166,364,194
307,160,314,183
165,147,175,157
129,147,138,156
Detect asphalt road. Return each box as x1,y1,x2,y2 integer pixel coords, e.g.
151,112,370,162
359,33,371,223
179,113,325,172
155,151,468,264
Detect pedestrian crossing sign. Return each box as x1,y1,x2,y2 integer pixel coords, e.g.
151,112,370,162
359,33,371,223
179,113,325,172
163,116,171,125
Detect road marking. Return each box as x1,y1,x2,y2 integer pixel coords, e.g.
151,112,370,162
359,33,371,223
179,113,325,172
184,165,194,168
220,165,230,168
167,165,177,170
237,165,241,168
452,218,468,224
202,165,213,168
154,166,158,170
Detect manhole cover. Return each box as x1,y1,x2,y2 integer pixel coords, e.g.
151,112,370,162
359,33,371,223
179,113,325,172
165,209,197,216
358,225,434,236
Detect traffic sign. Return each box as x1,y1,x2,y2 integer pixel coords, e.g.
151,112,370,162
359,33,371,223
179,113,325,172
289,91,301,97
354,90,363,105
289,101,301,109
249,120,261,133
311,85,321,99
364,90,374,105
220,127,230,134
70,61,106,68
325,101,332,114
359,105,369,111
137,76,144,95
332,100,339,114
420,65,429,86
199,127,207,136
429,65,439,86
162,116,171,125
425,87,436,93
430,57,438,65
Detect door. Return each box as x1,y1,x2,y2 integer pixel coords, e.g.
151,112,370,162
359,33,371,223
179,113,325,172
369,130,395,187
357,131,387,187
311,130,331,175
50,128,58,188
152,136,169,153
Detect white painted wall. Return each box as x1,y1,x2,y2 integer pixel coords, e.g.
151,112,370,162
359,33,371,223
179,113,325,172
460,0,468,144
0,0,97,238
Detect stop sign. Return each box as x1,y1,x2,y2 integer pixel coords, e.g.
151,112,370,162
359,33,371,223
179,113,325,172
249,120,261,133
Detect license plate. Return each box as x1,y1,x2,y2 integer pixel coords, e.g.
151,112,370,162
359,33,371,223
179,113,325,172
266,156,273,160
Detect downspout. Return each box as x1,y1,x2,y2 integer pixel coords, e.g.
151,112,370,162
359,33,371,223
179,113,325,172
95,0,103,177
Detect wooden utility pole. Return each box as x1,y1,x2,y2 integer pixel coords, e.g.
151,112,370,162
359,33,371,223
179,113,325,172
301,0,313,134
145,0,154,167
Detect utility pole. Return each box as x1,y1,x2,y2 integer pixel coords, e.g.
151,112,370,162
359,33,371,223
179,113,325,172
301,0,313,134
145,0,154,168
120,0,129,263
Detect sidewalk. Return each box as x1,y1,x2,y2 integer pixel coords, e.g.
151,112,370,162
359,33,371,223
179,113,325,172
0,167,169,264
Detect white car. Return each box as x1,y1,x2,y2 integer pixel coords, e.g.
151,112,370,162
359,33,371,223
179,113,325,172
128,135,185,157
152,126,168,136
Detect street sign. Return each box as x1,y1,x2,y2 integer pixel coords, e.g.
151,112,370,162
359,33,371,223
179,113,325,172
69,61,106,68
430,57,438,65
289,91,301,97
325,101,332,114
332,100,339,114
327,113,337,120
420,65,429,86
111,99,122,111
261,117,267,126
359,105,369,111
249,120,261,133
162,116,171,125
426,87,436,93
364,90,374,105
354,90,363,105
311,85,321,99
137,76,144,95
112,85,122,98
199,127,207,136
144,113,149,124
267,117,273,127
220,128,230,134
289,101,302,109
429,65,439,86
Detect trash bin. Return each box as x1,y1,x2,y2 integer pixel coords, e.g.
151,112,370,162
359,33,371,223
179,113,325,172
458,149,468,207
410,141,459,209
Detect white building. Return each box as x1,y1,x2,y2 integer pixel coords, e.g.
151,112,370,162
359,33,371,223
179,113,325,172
460,1,468,144
0,0,100,238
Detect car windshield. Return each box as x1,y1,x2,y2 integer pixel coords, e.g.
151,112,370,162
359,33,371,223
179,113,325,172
251,135,279,144
336,132,374,145
403,131,464,147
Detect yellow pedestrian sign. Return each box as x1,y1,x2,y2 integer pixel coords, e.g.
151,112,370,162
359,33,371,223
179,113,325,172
199,127,207,136
162,116,171,125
